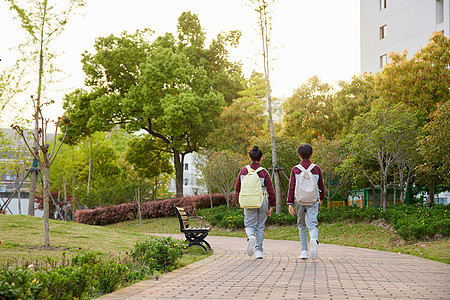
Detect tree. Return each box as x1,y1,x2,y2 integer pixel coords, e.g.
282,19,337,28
198,150,244,210
207,71,267,156
417,100,450,202
65,12,243,197
374,32,450,118
282,76,335,142
6,0,84,247
347,103,420,209
125,134,173,199
333,75,376,137
250,0,283,214
312,137,350,208
374,32,450,203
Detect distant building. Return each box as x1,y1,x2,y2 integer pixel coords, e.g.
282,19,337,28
360,0,450,74
0,128,53,216
168,152,206,196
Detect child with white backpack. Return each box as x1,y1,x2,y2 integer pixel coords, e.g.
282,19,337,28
287,144,325,260
235,146,276,259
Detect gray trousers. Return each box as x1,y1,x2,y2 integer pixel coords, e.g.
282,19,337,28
244,198,268,252
295,201,319,251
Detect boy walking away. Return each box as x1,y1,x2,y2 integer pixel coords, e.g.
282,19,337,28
235,146,276,259
287,144,325,260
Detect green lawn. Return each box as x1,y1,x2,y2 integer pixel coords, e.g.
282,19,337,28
1,213,447,267
0,214,209,268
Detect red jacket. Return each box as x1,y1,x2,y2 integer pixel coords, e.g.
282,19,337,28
235,162,276,208
287,159,325,205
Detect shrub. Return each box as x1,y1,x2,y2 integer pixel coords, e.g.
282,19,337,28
198,204,449,242
131,237,185,272
75,193,228,225
0,245,179,299
0,267,44,300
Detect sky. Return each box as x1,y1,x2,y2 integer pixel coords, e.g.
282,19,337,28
0,0,360,127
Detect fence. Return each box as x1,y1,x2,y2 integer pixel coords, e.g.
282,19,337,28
346,186,449,207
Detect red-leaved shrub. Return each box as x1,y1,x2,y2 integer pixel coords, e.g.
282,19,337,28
75,193,231,225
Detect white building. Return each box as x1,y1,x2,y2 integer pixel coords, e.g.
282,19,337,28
360,0,450,74
168,152,207,196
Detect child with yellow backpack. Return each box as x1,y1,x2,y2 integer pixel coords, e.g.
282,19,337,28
235,146,276,259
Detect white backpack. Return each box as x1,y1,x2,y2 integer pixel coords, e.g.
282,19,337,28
239,166,265,209
294,164,319,206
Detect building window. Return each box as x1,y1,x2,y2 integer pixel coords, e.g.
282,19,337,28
380,54,388,69
184,163,189,171
5,174,15,182
379,25,387,39
436,0,444,24
184,179,189,186
380,0,387,10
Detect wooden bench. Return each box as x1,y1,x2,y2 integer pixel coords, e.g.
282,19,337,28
174,206,211,252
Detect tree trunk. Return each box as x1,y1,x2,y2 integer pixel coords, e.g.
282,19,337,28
42,166,50,247
28,167,37,216
265,68,282,214
429,181,435,206
380,170,387,210
87,137,92,201
63,178,67,221
173,150,184,198
371,184,378,207
72,146,75,221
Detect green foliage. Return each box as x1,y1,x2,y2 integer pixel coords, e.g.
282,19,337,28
417,100,450,185
65,12,243,197
207,72,267,156
333,75,375,136
125,135,173,180
198,204,449,242
0,241,187,299
374,32,450,117
312,137,351,206
0,267,44,300
131,237,185,272
282,76,336,142
345,103,421,207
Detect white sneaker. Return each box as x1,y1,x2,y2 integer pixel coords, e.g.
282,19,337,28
255,250,263,259
246,236,256,256
310,238,318,260
299,250,308,259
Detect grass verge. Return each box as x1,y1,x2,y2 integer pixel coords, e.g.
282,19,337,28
0,214,210,268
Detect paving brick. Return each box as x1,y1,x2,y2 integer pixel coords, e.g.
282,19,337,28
97,234,450,300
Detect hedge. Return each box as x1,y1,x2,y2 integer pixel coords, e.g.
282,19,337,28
75,193,231,225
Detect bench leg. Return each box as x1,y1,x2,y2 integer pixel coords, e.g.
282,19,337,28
184,232,210,253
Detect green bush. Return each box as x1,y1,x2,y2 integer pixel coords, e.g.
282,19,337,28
0,244,177,299
37,264,93,300
198,204,450,242
0,267,44,300
131,237,185,272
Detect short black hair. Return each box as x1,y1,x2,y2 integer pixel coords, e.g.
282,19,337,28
249,145,263,162
297,143,313,159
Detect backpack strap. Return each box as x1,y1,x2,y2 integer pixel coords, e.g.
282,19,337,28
307,164,316,171
296,164,315,172
296,164,306,172
246,166,264,173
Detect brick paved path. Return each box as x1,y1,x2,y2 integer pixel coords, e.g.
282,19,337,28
98,234,449,299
